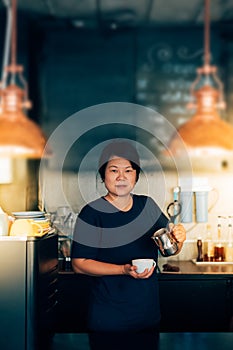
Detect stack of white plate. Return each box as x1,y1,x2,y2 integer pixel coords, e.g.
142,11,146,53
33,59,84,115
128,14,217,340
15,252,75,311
11,211,53,236
12,211,46,220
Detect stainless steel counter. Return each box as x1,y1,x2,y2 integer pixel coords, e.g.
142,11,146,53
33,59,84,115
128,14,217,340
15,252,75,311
158,259,233,275
0,233,58,349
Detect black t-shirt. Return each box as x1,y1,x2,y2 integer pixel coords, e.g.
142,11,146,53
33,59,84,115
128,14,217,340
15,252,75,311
71,194,168,332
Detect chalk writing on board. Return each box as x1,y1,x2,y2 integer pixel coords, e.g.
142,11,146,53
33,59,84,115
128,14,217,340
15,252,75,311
146,42,203,67
136,42,202,121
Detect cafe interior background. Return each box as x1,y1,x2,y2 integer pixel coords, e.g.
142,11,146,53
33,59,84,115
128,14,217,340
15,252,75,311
1,0,233,261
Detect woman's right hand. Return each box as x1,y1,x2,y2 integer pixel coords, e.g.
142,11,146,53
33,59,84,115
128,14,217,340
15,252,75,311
122,263,155,279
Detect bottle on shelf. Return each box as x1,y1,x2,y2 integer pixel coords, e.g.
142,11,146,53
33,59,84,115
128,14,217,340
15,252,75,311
203,224,214,262
225,216,233,262
214,216,225,262
197,238,203,262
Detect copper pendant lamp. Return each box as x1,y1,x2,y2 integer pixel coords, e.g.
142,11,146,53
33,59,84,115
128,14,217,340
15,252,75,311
0,0,50,158
167,0,233,159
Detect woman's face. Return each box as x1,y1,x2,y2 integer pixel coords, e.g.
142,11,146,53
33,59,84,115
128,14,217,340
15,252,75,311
104,156,137,197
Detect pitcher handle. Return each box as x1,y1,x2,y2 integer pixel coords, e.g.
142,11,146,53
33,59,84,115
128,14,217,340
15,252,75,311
32,222,43,236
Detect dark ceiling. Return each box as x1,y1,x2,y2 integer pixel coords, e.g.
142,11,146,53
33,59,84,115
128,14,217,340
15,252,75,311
0,0,233,28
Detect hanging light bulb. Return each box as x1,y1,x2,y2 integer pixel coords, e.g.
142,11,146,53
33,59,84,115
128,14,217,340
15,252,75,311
167,0,233,160
0,0,50,158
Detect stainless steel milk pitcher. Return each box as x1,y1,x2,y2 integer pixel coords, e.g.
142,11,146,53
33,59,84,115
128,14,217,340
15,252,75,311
151,201,181,257
151,227,178,257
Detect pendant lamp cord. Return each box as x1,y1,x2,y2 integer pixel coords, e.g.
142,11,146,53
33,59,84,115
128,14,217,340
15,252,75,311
204,0,211,66
1,0,12,88
11,0,17,69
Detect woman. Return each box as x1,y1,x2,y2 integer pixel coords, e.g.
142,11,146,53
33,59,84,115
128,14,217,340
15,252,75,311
71,140,186,350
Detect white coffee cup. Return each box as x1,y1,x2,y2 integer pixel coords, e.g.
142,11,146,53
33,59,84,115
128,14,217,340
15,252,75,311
132,258,156,273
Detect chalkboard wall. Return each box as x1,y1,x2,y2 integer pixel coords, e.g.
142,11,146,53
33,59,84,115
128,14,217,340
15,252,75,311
35,25,226,126
1,16,232,169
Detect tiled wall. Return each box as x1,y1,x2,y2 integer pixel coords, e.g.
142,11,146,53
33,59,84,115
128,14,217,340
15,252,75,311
41,167,233,261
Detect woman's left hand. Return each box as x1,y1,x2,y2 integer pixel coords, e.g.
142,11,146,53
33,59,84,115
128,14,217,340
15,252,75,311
172,223,186,244
123,264,155,279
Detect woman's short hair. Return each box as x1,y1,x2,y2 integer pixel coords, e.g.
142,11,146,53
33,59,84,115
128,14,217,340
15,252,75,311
98,140,141,182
